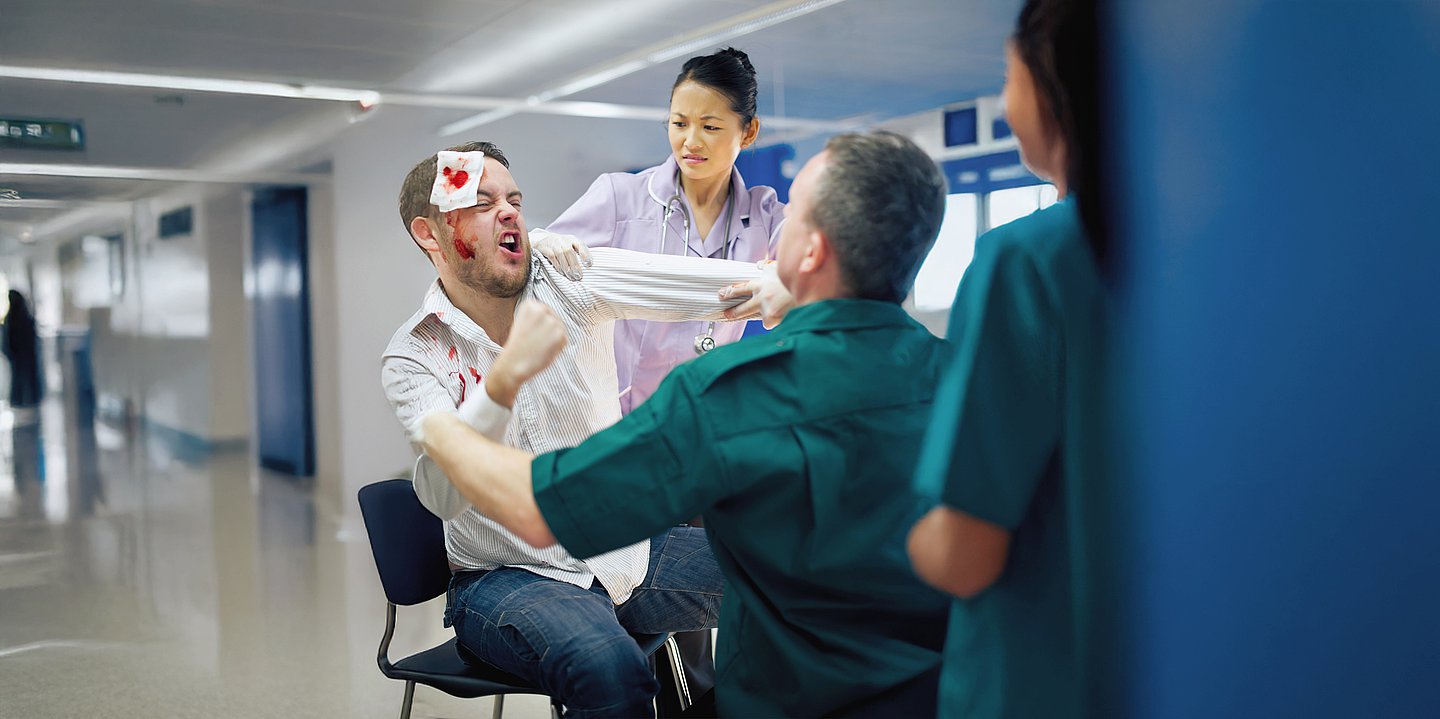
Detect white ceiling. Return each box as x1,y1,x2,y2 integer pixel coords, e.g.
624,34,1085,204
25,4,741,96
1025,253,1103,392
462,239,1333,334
0,0,1019,240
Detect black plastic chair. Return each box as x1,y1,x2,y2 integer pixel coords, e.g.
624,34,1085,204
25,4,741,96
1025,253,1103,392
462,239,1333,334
358,478,681,719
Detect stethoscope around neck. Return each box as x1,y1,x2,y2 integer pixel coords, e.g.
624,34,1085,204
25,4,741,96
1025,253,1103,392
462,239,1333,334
656,167,737,355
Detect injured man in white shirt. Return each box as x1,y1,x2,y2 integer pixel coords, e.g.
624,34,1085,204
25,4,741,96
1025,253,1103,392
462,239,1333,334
379,140,790,718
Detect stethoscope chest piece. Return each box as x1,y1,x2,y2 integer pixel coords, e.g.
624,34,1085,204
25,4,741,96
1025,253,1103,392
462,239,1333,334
694,333,717,355
658,167,736,358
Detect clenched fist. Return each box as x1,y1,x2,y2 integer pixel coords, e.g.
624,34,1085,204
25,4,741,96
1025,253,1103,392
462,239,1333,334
488,301,568,407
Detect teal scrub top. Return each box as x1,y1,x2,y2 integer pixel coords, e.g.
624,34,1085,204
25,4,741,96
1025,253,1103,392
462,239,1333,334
914,198,1105,719
533,299,954,717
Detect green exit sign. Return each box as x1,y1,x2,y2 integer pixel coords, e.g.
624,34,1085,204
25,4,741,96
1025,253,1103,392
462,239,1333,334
0,117,84,150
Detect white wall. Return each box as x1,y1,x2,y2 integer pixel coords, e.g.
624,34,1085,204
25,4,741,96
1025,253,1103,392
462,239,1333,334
135,191,214,436
205,191,251,441
46,186,252,445
307,181,343,500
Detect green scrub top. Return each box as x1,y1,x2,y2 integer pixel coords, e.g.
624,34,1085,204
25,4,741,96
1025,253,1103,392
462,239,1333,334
914,198,1105,719
533,299,954,717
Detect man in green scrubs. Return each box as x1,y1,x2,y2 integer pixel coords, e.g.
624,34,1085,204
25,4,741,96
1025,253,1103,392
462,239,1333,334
419,131,953,717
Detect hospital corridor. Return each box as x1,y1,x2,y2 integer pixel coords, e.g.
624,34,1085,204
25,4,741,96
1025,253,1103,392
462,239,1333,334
0,393,492,718
1,0,1436,717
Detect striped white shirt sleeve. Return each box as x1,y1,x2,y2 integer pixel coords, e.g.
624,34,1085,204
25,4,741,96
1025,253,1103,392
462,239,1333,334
554,247,763,325
382,355,513,521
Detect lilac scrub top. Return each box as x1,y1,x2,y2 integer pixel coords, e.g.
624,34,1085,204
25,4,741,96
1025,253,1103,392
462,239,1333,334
545,156,785,414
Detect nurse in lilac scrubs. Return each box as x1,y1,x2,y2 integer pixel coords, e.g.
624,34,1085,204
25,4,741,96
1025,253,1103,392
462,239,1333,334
535,47,784,712
539,47,785,414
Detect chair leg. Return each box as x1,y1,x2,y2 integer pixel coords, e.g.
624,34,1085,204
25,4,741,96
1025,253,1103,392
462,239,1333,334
399,680,415,719
663,635,692,711
491,693,506,719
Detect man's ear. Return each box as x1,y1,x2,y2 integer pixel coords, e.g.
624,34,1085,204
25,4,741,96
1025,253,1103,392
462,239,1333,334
800,227,829,275
410,215,442,253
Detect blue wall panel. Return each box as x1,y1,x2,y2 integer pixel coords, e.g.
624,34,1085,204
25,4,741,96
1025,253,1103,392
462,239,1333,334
941,150,1042,194
734,143,795,204
944,107,979,147
1105,2,1440,716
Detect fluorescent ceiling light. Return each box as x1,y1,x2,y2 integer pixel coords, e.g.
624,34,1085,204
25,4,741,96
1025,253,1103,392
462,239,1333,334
0,198,119,210
0,163,328,185
536,60,649,102
0,65,381,107
437,0,849,136
543,101,664,122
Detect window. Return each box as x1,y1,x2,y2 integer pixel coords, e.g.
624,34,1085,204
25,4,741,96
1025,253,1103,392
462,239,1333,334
912,193,979,311
985,184,1059,231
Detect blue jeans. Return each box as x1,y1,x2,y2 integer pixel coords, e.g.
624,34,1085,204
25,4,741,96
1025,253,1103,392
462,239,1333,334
445,527,722,718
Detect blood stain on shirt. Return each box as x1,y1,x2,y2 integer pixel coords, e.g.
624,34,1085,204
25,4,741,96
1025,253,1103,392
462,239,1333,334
448,370,467,403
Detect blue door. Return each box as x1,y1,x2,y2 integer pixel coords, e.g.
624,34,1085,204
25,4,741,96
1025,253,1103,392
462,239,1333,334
250,187,314,476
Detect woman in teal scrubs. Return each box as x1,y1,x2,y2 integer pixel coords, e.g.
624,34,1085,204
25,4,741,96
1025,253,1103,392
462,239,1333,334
906,0,1106,716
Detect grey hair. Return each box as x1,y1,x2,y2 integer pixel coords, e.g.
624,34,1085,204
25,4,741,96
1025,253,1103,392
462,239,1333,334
809,131,947,303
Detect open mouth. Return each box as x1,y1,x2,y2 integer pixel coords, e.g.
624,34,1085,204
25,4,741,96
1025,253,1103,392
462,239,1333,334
498,231,523,259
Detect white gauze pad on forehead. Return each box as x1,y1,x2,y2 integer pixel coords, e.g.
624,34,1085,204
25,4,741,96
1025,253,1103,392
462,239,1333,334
430,151,486,212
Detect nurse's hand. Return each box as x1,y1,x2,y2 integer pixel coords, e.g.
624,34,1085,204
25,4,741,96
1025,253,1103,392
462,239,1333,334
531,229,592,281
488,301,567,407
720,260,795,329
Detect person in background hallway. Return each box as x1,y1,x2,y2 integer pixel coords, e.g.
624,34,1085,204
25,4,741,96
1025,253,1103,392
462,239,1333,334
3,289,44,421
419,131,954,718
534,47,789,707
906,0,1107,716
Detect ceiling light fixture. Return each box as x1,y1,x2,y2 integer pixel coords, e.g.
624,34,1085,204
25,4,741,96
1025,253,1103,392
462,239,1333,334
0,65,382,107
0,163,328,185
0,198,116,210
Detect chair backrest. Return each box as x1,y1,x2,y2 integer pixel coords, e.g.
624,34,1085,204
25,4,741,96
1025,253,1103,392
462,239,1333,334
358,478,454,607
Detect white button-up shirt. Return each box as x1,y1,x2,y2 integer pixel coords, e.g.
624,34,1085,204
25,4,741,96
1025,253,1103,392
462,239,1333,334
381,244,759,604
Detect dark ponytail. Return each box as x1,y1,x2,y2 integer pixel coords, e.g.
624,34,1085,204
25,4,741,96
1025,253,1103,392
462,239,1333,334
1012,0,1107,264
672,47,759,128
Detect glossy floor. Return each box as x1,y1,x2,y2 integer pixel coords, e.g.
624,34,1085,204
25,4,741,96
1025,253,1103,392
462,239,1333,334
0,399,554,719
